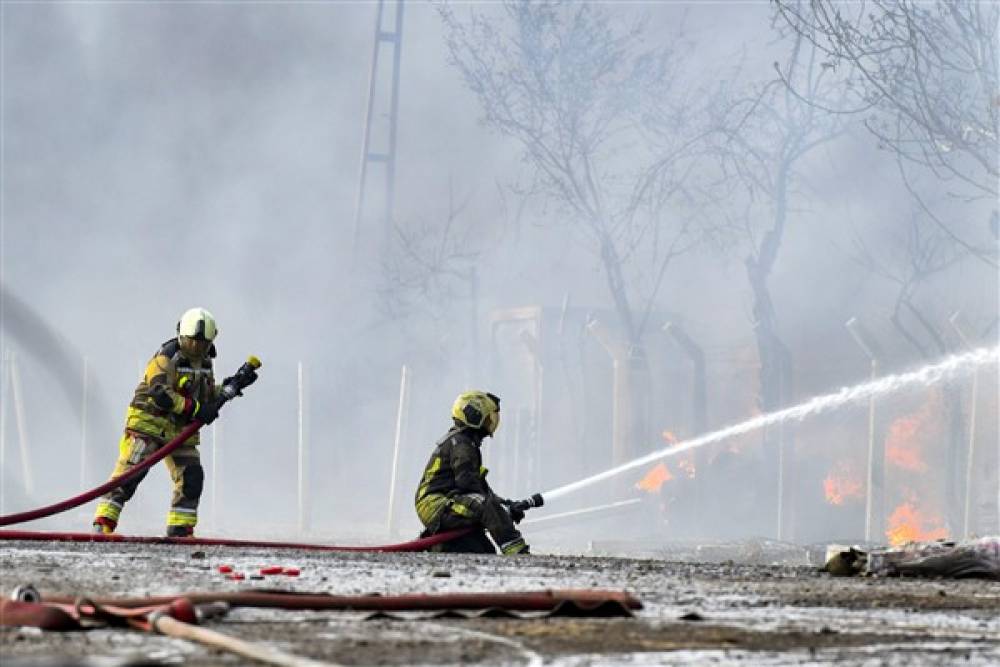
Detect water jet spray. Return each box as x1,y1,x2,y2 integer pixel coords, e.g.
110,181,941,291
540,346,999,503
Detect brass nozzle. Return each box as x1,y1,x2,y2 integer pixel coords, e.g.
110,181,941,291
246,355,262,369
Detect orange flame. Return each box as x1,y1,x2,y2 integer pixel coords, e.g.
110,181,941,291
885,414,929,473
882,395,948,545
636,463,672,493
885,394,941,473
886,499,948,546
823,461,864,505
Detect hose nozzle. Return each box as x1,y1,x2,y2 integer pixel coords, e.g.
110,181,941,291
219,356,262,403
509,493,544,513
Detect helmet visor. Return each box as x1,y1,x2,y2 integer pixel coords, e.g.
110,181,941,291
484,410,500,436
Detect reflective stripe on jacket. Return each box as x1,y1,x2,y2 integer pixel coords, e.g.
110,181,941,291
414,426,490,525
125,338,218,445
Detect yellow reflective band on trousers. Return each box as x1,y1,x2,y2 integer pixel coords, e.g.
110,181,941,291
167,509,198,528
501,537,528,555
94,500,122,522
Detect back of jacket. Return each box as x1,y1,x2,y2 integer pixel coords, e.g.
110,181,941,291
415,426,486,503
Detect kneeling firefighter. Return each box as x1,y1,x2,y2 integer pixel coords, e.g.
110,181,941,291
92,307,258,537
415,391,530,555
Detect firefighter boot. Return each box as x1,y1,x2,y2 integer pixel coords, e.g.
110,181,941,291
92,518,115,535
166,525,194,538
499,537,530,555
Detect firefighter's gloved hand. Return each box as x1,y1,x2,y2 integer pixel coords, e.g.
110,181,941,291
223,369,258,394
194,400,219,425
502,499,525,524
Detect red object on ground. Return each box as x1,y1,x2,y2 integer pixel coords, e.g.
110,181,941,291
1,596,207,632
0,600,81,630
217,565,233,574
168,598,198,624
228,573,245,581
4,590,639,632
0,421,203,527
0,528,473,553
283,568,300,576
259,566,283,575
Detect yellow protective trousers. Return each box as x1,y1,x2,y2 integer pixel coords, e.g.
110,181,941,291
93,431,203,532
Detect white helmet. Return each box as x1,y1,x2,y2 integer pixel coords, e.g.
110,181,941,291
177,307,218,342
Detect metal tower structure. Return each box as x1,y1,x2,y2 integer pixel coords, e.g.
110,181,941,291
352,0,405,257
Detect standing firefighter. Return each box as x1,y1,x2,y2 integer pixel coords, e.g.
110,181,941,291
415,391,530,555
92,307,255,537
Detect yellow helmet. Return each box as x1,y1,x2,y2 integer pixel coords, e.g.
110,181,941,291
452,391,501,436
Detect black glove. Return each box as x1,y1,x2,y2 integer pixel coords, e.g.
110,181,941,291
223,369,258,395
502,499,525,524
194,399,219,425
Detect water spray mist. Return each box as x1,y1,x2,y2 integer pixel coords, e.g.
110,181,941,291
541,346,999,503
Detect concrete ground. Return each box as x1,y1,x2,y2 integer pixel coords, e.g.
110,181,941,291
1,539,998,666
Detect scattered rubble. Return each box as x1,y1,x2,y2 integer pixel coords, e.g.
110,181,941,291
1,538,998,665
824,536,1000,579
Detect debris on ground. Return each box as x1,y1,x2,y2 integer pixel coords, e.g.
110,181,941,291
2,539,998,665
824,536,1000,579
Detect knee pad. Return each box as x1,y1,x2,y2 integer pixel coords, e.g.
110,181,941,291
182,464,204,500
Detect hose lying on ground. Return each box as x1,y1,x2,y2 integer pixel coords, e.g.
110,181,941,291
2,589,643,665
0,527,473,553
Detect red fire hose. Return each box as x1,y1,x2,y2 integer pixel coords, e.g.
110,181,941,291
0,353,479,554
0,421,204,527
0,415,473,552
0,528,472,553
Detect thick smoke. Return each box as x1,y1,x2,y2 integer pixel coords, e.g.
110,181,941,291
1,2,996,547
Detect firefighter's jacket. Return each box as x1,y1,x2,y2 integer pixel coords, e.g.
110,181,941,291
415,426,492,525
125,338,219,446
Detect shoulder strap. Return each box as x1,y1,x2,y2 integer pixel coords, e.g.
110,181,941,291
158,338,180,360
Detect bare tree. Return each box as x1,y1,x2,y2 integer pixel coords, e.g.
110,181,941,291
714,31,849,416
379,181,478,321
774,0,999,267
852,211,968,357
376,178,491,366
440,1,718,349
703,30,852,536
